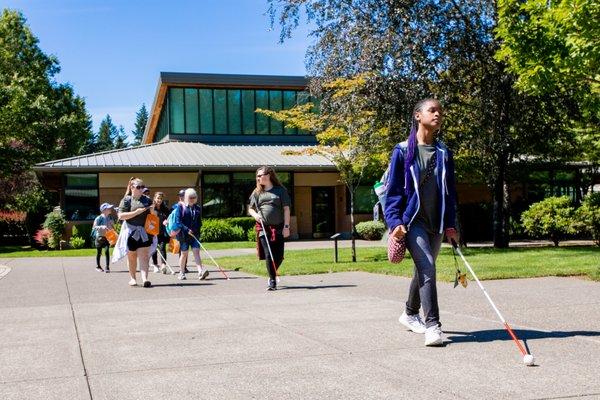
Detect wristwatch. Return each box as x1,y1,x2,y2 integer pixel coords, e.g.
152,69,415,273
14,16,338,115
284,224,290,228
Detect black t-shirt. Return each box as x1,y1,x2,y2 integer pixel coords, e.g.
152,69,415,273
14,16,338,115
249,186,291,226
118,195,152,227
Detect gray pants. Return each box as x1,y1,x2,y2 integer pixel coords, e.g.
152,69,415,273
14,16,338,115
405,223,443,328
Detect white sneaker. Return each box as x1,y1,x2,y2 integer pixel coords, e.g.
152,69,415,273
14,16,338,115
398,311,426,334
128,279,137,286
152,265,160,273
178,273,186,280
198,267,209,280
424,325,443,346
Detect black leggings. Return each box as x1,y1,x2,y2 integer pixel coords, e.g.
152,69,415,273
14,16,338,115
152,239,168,265
96,241,110,268
259,233,284,281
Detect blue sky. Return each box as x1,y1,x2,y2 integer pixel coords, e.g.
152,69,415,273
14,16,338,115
2,0,311,140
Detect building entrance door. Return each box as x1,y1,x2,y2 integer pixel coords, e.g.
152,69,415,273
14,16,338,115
312,187,335,238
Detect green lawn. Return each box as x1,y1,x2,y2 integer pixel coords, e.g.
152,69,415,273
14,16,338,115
216,246,600,282
0,241,255,258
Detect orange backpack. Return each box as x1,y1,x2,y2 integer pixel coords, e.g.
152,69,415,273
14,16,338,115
144,213,160,236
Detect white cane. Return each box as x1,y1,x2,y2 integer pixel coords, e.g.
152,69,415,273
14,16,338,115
259,219,280,283
155,247,176,275
188,232,230,280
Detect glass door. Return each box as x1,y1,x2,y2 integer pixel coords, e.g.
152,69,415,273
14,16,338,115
312,187,335,238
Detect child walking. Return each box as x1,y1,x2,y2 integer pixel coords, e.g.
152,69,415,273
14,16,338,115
92,203,115,272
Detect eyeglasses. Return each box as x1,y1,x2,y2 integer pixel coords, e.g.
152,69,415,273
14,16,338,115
188,196,197,199
133,185,145,190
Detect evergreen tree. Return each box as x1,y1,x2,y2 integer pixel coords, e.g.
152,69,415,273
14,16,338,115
115,125,128,149
95,115,118,152
132,104,148,146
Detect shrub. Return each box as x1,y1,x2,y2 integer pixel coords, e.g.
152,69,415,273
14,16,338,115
69,237,85,249
200,219,245,242
247,226,257,242
0,210,28,245
34,228,51,248
521,196,575,246
575,192,600,246
355,220,386,240
43,209,66,249
71,224,93,247
224,217,256,232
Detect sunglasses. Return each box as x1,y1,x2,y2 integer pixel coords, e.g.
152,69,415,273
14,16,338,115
188,196,197,199
256,173,268,178
133,184,145,190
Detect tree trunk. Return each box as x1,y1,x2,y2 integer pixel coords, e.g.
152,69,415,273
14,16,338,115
493,76,512,249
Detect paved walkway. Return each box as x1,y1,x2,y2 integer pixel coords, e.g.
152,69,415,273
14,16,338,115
0,255,599,399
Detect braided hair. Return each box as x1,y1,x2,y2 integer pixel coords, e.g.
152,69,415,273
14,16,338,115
404,98,441,195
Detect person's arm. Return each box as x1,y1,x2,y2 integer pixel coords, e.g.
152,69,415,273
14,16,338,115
282,206,291,238
117,198,147,221
384,146,408,241
248,194,263,222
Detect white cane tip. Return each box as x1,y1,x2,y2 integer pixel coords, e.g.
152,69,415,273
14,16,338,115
523,354,535,366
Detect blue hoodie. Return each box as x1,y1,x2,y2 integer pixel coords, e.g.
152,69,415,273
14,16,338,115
384,140,457,234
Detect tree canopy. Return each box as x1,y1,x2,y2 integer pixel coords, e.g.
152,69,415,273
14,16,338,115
0,9,92,209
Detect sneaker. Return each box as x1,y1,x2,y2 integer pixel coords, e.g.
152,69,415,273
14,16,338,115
105,267,110,273
198,268,209,280
160,265,167,274
152,265,160,273
95,266,104,272
183,266,189,273
424,325,443,346
128,279,137,286
398,311,426,334
178,273,187,280
143,280,152,288
267,279,277,291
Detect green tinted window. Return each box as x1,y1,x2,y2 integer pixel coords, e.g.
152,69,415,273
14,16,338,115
169,88,184,134
269,90,283,134
203,174,230,184
185,89,199,134
227,89,241,134
214,89,227,134
241,90,255,134
199,89,213,134
283,91,297,135
256,90,269,134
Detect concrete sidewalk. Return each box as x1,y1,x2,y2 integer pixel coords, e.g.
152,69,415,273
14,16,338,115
0,256,599,399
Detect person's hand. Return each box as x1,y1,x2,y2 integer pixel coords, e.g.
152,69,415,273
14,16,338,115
391,225,407,242
136,207,146,215
283,227,290,238
188,229,193,235
162,220,168,226
445,228,458,246
253,215,263,223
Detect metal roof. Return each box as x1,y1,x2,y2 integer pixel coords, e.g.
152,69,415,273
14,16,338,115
34,141,335,172
159,72,308,88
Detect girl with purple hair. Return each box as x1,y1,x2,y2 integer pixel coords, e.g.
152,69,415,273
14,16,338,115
384,98,458,346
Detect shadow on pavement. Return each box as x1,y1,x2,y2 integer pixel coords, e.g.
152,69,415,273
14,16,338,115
278,284,357,290
445,329,600,344
150,282,215,287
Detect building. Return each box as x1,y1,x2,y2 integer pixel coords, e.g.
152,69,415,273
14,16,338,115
34,73,377,239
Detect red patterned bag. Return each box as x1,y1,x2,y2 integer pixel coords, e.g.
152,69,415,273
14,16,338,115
387,234,406,263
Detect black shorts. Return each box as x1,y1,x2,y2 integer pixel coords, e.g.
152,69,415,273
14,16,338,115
127,235,153,251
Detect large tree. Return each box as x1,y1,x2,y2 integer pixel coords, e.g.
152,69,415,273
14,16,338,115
132,103,148,146
496,0,599,162
0,9,92,209
267,0,578,247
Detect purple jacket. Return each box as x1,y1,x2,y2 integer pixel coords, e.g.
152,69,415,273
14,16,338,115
384,140,457,233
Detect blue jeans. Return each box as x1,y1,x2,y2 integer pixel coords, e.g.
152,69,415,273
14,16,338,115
405,223,443,328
